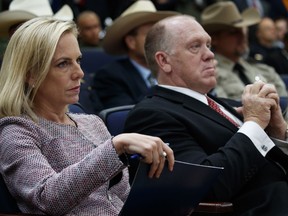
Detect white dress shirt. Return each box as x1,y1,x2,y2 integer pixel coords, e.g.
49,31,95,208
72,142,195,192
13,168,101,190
159,84,275,156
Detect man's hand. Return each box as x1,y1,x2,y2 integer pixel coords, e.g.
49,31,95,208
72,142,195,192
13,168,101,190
261,85,287,139
242,81,278,129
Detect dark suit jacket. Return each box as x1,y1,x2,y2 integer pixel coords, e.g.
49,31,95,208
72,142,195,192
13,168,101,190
265,49,288,75
91,58,150,112
248,41,288,75
124,86,288,215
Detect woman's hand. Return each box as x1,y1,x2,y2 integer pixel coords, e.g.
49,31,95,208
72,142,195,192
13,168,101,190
112,133,174,178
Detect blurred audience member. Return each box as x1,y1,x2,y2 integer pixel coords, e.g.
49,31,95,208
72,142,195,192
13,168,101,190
201,2,287,100
0,0,73,39
233,0,265,17
249,17,279,62
265,31,288,75
249,16,288,75
90,0,178,113
0,0,38,60
76,10,102,48
0,0,73,64
274,17,288,49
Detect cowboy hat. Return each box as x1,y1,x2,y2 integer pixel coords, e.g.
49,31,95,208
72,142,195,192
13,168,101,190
102,0,179,55
201,1,261,34
53,5,74,21
0,0,73,38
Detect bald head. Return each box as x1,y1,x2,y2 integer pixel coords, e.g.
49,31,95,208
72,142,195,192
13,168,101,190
145,15,200,72
77,11,100,26
144,15,215,94
256,17,277,47
76,11,102,46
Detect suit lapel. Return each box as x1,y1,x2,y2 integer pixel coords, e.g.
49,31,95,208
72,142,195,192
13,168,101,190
152,86,240,132
120,59,148,93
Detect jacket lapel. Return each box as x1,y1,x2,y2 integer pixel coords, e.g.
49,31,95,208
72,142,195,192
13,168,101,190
120,58,149,93
151,86,241,132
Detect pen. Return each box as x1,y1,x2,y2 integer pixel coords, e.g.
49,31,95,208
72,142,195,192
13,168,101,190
130,143,170,160
130,154,143,160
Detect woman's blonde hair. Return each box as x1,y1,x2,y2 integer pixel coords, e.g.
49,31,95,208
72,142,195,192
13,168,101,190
0,17,78,120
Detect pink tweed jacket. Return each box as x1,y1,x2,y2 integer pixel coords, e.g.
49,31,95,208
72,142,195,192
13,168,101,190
0,113,130,215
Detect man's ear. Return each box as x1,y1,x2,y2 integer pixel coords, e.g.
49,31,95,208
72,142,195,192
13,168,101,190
155,51,171,73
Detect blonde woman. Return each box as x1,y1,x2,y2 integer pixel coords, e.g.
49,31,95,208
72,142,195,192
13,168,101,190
0,17,174,215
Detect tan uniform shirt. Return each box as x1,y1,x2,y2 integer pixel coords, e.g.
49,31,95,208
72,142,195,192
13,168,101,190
214,54,287,100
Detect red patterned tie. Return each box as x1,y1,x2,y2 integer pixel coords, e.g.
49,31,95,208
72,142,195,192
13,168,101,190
206,96,239,127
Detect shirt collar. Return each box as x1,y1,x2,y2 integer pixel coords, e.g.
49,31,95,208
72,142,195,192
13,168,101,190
159,85,209,105
130,58,151,80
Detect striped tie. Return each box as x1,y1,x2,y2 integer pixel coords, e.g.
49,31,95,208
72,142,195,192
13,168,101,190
206,96,239,127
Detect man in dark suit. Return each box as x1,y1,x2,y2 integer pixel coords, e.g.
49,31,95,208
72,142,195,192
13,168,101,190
265,31,288,75
124,14,288,215
90,0,179,112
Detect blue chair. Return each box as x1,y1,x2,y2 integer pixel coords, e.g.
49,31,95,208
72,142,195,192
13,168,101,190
280,96,288,114
68,103,86,113
280,74,288,90
280,75,288,113
79,48,122,114
98,105,135,136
